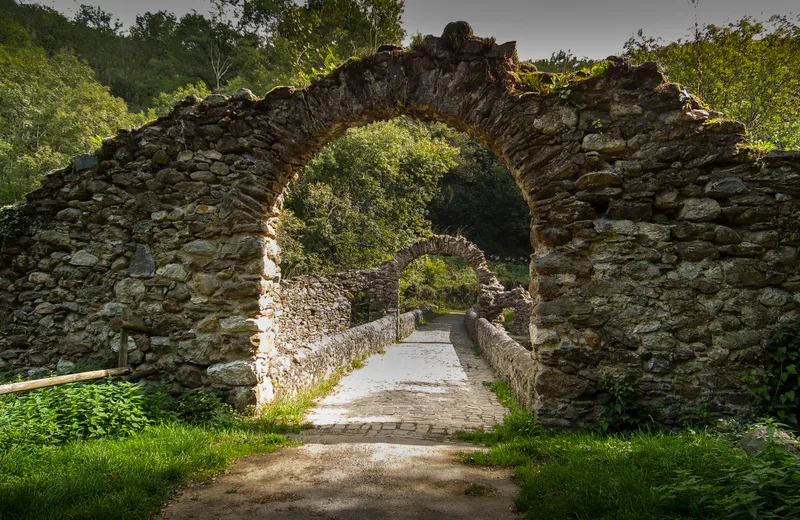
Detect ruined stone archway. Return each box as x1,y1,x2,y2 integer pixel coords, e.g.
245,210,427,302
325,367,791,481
1,23,798,427
380,234,506,318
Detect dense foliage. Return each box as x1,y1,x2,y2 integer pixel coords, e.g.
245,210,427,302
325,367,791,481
0,380,242,452
427,132,531,258
0,0,408,205
0,354,369,520
625,15,800,149
0,31,137,203
278,119,459,276
398,255,530,312
399,256,479,312
0,0,405,110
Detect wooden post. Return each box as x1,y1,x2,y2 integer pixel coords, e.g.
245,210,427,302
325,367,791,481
118,306,130,368
0,368,130,395
395,287,401,341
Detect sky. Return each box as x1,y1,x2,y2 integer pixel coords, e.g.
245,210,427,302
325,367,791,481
27,0,798,59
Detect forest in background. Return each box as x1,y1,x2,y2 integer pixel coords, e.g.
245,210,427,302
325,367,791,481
1,0,798,293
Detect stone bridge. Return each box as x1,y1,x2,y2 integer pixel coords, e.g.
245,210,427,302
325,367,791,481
1,22,798,427
277,234,529,351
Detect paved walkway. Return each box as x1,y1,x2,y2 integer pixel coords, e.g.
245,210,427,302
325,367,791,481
301,313,507,441
160,314,521,520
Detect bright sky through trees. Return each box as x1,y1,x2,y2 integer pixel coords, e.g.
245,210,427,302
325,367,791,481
32,0,799,58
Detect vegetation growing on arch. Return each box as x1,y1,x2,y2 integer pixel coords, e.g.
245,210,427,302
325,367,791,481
625,15,800,150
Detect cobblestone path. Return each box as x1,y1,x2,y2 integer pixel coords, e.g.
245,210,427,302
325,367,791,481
301,313,508,441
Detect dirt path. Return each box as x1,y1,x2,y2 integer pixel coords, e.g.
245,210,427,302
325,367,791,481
160,314,520,519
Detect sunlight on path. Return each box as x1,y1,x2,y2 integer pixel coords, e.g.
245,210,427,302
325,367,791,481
303,313,507,437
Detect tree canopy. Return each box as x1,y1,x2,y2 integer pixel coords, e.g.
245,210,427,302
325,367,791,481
0,20,135,203
278,118,459,276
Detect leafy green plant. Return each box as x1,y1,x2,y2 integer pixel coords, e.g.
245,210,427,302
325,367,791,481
519,71,552,92
750,319,800,427
502,308,515,327
0,379,151,451
625,15,800,150
350,290,370,326
409,32,424,50
174,389,236,427
594,380,645,433
656,446,800,519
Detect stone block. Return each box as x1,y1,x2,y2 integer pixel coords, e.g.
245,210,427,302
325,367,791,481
679,198,722,222
207,360,258,386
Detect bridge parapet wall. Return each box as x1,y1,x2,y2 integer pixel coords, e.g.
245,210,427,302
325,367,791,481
466,309,536,411
269,310,425,399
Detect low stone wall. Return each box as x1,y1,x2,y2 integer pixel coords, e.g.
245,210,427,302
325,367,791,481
399,309,425,338
275,236,516,353
466,309,536,411
269,310,425,399
277,271,374,350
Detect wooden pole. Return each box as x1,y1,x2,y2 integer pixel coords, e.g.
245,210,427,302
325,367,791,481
118,306,130,368
0,367,131,395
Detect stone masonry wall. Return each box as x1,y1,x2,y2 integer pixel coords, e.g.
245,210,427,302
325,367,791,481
277,271,376,350
0,22,798,425
270,310,425,398
466,309,536,410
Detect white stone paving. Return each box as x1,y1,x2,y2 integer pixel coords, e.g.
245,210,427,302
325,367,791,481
302,313,507,440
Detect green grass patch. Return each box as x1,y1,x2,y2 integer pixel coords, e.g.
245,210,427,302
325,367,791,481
0,423,291,520
0,381,295,520
459,381,800,520
464,482,494,496
0,355,373,520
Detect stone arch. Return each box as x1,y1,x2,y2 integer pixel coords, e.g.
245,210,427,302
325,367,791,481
378,234,505,318
0,23,798,426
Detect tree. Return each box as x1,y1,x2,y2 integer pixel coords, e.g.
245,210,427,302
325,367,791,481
625,15,800,149
223,0,404,91
0,36,135,204
530,50,598,73
427,130,531,258
278,118,458,276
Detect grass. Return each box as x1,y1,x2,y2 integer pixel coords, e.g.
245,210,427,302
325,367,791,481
0,423,292,520
459,381,800,520
464,482,493,496
0,352,378,520
260,353,370,426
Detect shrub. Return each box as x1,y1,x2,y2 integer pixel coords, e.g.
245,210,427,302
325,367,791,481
657,445,800,519
174,389,236,427
594,380,646,433
0,379,150,450
750,319,800,427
